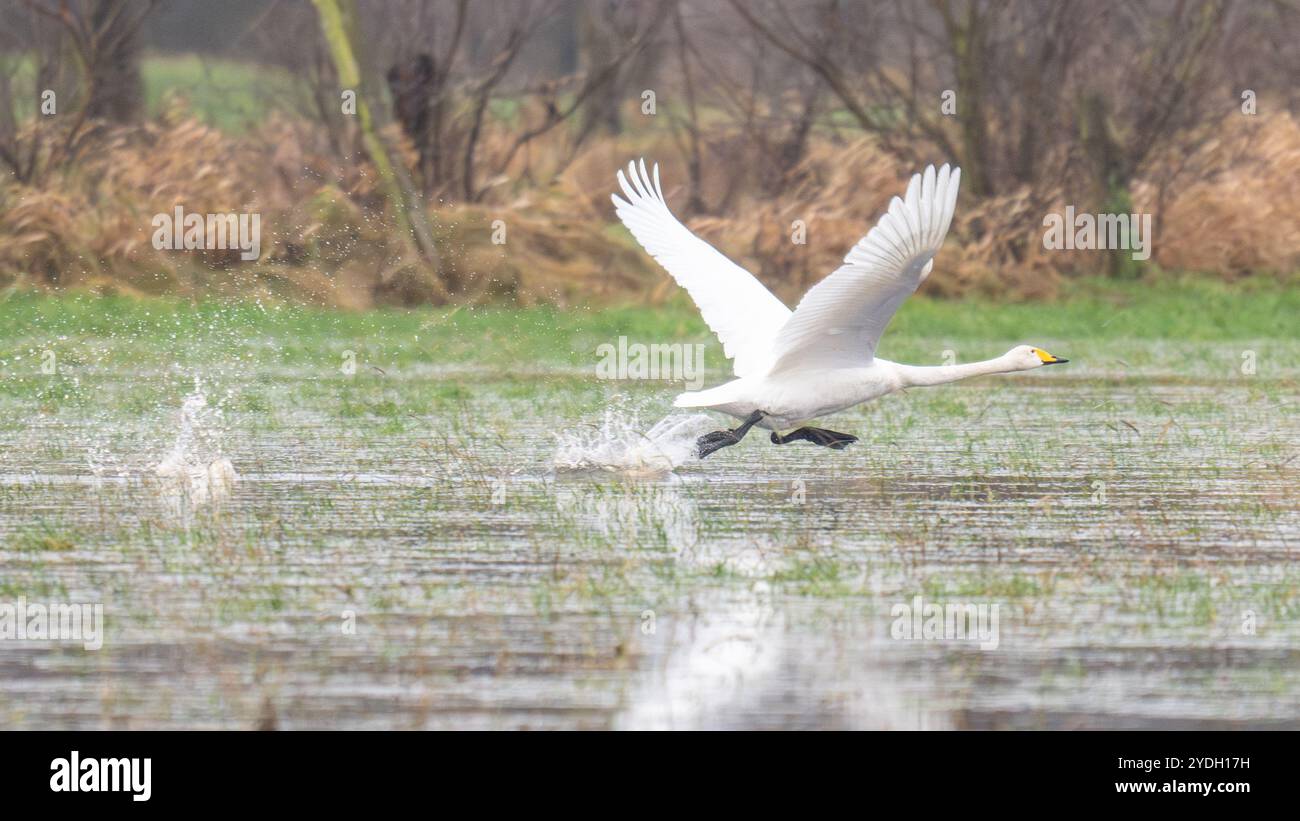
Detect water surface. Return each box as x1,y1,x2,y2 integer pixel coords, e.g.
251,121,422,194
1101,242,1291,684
1,352,1297,728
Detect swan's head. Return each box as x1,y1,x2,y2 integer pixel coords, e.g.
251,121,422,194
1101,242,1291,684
1007,345,1069,370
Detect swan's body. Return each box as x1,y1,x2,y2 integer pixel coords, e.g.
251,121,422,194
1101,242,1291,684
676,365,893,431
612,160,1067,456
677,356,1049,431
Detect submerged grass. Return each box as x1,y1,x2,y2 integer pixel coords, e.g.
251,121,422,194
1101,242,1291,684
0,283,1296,728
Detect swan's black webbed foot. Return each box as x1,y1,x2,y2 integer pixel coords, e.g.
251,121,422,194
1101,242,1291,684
696,410,765,459
696,429,741,458
770,427,859,450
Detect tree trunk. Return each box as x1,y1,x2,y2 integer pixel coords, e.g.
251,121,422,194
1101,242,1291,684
311,0,450,297
85,0,144,123
1079,92,1141,279
947,2,992,197
386,53,441,194
578,2,623,135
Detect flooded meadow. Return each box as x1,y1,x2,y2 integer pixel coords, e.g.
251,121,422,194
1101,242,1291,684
1,294,1297,728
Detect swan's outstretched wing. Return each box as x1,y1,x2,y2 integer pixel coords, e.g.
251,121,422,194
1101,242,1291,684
613,159,791,378
766,164,961,376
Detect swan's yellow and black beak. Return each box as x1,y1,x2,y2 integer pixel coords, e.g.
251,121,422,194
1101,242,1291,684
1034,348,1069,365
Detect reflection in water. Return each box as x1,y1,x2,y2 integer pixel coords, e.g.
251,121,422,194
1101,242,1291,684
622,595,954,730
556,478,950,728
1,366,1297,728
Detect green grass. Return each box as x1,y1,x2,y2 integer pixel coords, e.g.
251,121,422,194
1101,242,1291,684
0,275,1294,375
8,54,543,134
1,54,297,132
143,54,301,131
887,274,1299,342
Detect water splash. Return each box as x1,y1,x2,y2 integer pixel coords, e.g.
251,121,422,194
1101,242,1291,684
153,378,237,503
553,404,715,475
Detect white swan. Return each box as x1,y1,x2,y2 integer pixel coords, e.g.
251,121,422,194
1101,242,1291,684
612,160,1068,458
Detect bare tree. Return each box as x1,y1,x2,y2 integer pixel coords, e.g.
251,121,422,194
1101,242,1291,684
0,6,72,182
383,0,469,193
1,0,155,183
22,0,157,124
725,0,1087,197
367,0,664,201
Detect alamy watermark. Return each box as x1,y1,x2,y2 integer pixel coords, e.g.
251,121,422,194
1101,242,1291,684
890,595,999,650
152,205,261,261
1043,206,1152,261
50,751,150,801
0,597,103,650
596,336,706,390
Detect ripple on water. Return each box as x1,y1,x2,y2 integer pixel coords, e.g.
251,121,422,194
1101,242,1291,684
1,368,1297,728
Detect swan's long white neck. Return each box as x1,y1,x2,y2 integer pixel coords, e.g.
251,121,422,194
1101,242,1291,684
890,354,1020,388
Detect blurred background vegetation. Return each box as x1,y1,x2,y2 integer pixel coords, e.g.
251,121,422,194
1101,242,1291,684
0,0,1297,309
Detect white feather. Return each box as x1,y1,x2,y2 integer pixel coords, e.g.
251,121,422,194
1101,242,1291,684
613,160,1069,447
612,159,791,378
765,164,961,375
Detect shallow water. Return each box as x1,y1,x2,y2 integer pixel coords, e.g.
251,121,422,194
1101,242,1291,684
1,356,1297,729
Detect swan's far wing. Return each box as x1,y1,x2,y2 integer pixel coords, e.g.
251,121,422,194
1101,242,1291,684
613,159,791,378
766,164,961,376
